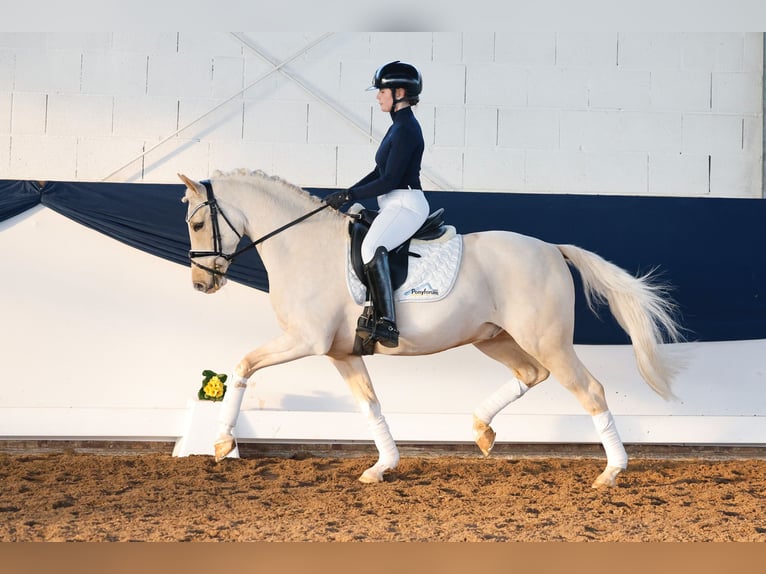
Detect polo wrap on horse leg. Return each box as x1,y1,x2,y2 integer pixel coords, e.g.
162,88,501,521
360,246,399,348
217,375,248,437
473,377,530,424
592,410,628,469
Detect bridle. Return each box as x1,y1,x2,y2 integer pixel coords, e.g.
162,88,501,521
187,180,331,279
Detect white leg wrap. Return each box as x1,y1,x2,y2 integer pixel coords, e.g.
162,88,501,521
369,415,399,468
473,377,529,424
592,410,628,469
216,376,248,436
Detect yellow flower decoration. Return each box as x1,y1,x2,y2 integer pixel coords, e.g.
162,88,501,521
198,370,228,401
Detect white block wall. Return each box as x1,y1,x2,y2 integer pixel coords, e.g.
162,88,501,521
0,32,762,197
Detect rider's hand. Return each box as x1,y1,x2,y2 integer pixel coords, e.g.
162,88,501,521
324,190,352,209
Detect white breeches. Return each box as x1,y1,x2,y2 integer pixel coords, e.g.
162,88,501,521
361,188,429,263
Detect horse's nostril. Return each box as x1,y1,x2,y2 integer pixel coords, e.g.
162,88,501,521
194,282,207,292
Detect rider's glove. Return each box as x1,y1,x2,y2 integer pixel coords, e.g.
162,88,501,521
324,190,353,209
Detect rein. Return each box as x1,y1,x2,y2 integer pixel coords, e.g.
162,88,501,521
188,180,331,277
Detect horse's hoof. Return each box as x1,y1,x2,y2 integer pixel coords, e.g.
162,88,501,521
358,464,386,483
591,465,624,489
473,419,496,457
214,437,236,462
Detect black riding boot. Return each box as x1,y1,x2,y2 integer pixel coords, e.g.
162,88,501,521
359,246,399,348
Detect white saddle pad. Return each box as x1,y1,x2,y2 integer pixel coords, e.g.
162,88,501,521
346,226,463,305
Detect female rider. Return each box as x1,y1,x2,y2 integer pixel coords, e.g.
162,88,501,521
324,61,428,349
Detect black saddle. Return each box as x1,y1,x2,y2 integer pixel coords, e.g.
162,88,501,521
349,207,449,291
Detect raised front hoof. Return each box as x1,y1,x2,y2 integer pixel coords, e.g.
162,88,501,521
591,465,625,489
472,419,496,457
214,437,236,463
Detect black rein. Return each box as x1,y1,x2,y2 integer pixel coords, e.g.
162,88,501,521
188,180,331,277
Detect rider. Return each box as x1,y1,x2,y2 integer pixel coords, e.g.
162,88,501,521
324,61,429,349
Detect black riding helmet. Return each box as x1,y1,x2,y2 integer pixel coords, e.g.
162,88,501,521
367,61,422,107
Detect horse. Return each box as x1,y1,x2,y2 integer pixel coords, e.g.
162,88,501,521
178,168,684,489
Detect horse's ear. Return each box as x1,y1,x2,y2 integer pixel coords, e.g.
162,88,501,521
178,173,205,199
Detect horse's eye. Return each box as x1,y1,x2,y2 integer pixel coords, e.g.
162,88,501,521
192,221,204,232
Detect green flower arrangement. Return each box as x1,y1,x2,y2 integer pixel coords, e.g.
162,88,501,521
198,370,228,401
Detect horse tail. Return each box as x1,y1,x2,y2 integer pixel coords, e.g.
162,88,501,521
557,244,684,400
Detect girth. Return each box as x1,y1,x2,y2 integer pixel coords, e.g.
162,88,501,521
349,207,448,291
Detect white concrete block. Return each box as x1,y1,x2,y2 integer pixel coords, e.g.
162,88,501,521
178,32,243,57
274,58,341,101
113,95,179,139
271,143,337,188
45,33,112,52
498,108,559,150
466,63,527,106
432,32,462,61
742,116,762,155
742,33,763,72
0,93,10,134
419,62,466,105
648,153,709,196
243,100,307,143
465,107,497,147
556,33,618,67
236,32,330,64
561,110,682,153
682,113,746,154
81,51,148,96
211,57,244,99
209,141,275,175
525,150,587,193
463,148,524,192
461,33,495,62
75,137,146,181
651,70,711,111
421,147,463,191
10,92,46,134
0,49,13,91
710,152,762,198
414,103,435,146
528,68,589,109
13,49,82,93
0,33,47,50
10,135,78,180
681,33,744,71
337,144,378,187
46,94,114,137
588,69,651,110
112,33,178,55
434,105,465,147
585,152,648,195
147,53,214,98
711,72,762,114
308,101,373,146
495,33,556,66
142,138,211,183
306,34,370,64
618,34,683,70
339,60,377,104
243,57,281,99
178,98,244,142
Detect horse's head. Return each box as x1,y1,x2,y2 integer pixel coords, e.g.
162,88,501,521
179,173,242,294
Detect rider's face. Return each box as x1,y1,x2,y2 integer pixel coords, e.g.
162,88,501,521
376,88,394,112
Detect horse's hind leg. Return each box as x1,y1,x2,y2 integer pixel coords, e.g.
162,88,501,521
472,332,550,456
329,354,399,483
536,344,628,488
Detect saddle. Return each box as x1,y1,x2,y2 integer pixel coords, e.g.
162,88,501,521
348,207,449,290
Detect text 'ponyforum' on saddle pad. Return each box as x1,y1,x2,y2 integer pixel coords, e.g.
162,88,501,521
346,228,463,305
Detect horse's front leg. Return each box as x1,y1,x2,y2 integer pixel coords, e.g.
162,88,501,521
328,354,399,483
214,332,319,462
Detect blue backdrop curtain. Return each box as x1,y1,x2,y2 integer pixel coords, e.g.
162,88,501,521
2,179,764,344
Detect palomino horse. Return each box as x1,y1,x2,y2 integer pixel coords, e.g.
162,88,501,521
179,169,683,489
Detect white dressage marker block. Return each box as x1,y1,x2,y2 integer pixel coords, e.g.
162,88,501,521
172,400,240,459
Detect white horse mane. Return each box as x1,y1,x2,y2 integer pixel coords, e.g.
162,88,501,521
211,168,323,208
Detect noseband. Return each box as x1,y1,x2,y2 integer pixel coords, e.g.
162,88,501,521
187,180,331,279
